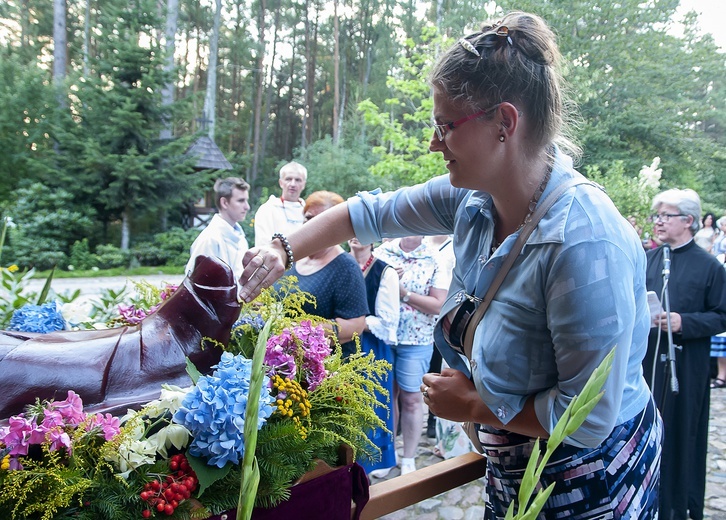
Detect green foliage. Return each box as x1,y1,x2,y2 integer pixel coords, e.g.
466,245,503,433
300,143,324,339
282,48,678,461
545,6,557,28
0,0,723,253
296,135,378,197
585,157,661,234
0,432,108,520
7,183,96,270
48,0,203,248
69,239,99,271
95,244,133,270
357,29,451,189
0,53,57,203
497,0,724,205
131,227,199,267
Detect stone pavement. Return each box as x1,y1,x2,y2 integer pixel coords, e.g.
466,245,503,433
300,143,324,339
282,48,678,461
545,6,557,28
373,391,726,520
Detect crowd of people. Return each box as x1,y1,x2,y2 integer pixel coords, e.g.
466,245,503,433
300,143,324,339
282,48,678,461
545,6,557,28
185,11,726,520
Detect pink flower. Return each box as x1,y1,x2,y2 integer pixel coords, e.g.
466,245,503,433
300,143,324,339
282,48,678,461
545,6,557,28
1,416,34,456
46,427,72,453
264,343,296,380
117,303,147,325
160,285,178,300
25,419,49,446
86,413,121,441
264,322,331,391
40,409,66,430
50,391,87,426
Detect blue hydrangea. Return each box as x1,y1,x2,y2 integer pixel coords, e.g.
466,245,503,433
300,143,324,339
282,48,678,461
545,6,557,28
9,301,66,333
173,352,276,468
233,313,265,332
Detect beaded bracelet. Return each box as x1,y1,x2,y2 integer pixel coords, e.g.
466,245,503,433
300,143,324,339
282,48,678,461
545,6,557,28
272,233,295,270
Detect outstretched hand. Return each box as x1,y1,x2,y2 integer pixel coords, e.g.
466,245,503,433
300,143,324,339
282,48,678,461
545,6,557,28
237,245,286,302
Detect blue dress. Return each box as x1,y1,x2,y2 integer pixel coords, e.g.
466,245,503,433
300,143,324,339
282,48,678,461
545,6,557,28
358,259,396,474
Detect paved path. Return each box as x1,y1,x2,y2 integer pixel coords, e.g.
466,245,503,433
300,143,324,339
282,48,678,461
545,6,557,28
374,392,726,519
26,273,186,299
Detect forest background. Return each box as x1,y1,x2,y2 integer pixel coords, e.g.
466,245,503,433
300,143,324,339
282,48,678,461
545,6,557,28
0,0,723,272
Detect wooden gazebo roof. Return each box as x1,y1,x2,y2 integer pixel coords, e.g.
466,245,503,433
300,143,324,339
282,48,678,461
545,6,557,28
185,135,233,171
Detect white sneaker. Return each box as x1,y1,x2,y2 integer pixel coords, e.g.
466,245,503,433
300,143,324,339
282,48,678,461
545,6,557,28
400,457,416,475
369,466,394,479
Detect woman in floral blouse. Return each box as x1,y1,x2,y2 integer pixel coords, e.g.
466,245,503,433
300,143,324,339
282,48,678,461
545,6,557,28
374,236,448,474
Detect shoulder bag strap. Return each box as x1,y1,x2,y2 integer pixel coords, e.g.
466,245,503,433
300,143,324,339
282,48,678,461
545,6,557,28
462,177,595,361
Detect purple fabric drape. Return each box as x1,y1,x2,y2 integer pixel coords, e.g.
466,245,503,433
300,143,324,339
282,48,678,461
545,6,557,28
209,462,369,520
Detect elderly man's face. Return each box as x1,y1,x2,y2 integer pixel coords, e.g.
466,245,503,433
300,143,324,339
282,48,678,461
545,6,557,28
279,171,306,201
652,204,693,246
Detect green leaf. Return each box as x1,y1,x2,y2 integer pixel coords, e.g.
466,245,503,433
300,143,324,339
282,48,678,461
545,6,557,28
237,305,279,520
36,266,55,305
516,440,542,511
237,457,261,520
518,483,556,520
187,454,233,497
185,358,203,385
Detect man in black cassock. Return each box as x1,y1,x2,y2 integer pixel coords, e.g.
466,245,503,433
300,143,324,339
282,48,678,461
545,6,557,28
642,188,726,520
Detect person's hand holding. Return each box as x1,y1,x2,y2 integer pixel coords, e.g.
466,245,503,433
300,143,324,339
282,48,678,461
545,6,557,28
420,368,486,423
654,311,682,333
238,244,286,302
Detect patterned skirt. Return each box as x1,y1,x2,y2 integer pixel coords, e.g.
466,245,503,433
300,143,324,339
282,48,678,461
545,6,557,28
480,398,662,520
711,333,726,357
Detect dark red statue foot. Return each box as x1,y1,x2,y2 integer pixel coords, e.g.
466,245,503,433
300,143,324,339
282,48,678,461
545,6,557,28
0,255,240,419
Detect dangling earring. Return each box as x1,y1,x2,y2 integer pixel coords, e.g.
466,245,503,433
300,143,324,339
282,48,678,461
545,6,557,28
499,135,505,142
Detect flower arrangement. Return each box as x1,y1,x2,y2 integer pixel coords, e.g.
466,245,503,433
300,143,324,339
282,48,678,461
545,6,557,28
0,277,390,520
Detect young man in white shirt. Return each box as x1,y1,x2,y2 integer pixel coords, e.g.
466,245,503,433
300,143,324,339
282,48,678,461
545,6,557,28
254,161,307,247
186,177,251,281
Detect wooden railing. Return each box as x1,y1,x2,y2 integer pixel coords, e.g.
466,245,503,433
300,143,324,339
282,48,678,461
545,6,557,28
355,452,487,519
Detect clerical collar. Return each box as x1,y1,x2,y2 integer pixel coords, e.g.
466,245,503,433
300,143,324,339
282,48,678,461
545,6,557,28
671,238,694,251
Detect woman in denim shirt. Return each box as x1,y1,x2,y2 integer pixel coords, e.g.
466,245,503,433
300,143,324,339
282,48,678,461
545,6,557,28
241,11,661,519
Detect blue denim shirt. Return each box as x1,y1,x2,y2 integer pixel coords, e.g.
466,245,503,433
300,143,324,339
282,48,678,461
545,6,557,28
348,149,652,448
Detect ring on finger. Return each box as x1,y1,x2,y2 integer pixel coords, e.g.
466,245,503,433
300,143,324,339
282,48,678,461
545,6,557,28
260,264,271,272
423,389,429,399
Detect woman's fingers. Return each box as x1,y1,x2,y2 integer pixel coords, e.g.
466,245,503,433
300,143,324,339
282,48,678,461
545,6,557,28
238,247,285,302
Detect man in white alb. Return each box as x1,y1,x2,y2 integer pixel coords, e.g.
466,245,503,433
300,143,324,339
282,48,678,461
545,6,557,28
186,177,251,281
254,161,307,247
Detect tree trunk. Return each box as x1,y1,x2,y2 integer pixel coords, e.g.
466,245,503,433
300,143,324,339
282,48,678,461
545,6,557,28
159,0,179,141
332,0,340,144
259,6,281,169
250,0,267,184
82,0,91,77
53,0,67,94
303,0,318,148
121,208,131,251
203,0,222,139
283,27,298,158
